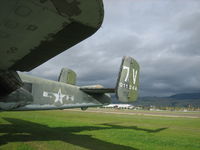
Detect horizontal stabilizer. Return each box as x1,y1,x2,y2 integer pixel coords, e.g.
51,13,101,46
80,85,113,105
80,87,115,94
80,56,140,103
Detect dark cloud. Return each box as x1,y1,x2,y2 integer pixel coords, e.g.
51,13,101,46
29,0,200,96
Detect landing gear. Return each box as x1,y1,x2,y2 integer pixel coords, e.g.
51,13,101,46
81,107,88,111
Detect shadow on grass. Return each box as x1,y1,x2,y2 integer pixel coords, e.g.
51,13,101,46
0,118,167,150
100,123,168,133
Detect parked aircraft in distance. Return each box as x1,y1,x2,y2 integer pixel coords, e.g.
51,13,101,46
103,104,134,109
0,0,140,111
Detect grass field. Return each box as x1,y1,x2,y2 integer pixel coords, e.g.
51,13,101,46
0,109,200,150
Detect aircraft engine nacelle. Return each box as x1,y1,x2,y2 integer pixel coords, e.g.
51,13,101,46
0,88,33,110
58,68,77,85
0,70,23,96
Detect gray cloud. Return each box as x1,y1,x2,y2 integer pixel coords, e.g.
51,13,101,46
29,0,200,96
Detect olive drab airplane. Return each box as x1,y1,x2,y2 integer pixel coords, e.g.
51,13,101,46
0,0,140,111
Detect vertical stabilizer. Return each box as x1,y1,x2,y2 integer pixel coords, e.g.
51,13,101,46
116,56,140,102
58,68,76,85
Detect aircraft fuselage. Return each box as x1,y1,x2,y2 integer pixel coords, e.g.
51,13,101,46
0,73,111,111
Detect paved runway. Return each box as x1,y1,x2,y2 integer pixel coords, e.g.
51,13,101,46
66,108,200,119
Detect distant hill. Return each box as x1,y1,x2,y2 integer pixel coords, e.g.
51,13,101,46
112,93,200,107
169,93,200,99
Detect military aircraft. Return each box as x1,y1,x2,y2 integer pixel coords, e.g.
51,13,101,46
0,0,140,111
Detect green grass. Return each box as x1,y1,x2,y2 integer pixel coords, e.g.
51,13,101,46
0,109,200,150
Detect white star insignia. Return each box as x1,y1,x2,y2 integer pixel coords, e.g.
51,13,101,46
53,89,65,104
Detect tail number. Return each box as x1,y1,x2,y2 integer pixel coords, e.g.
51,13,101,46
123,66,138,84
119,66,138,90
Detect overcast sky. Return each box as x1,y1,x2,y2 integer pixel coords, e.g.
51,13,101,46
30,0,200,97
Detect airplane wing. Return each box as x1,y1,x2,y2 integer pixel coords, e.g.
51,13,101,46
0,0,104,71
